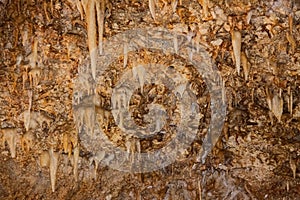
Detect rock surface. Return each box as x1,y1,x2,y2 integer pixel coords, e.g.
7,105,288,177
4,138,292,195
0,0,300,199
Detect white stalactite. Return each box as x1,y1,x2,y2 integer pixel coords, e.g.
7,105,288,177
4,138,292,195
125,139,131,159
23,110,31,132
49,147,59,192
93,150,105,178
175,83,186,99
271,92,283,122
132,65,146,93
123,42,128,68
28,67,41,88
73,146,80,182
86,0,97,80
232,30,242,75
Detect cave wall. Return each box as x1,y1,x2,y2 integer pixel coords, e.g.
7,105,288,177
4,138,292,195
0,0,300,199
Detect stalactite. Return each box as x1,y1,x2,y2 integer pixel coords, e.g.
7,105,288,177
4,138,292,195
171,0,178,13
49,147,59,192
112,87,129,110
28,67,41,88
175,83,186,99
26,37,41,88
222,79,226,105
241,51,249,81
75,0,108,79
25,90,33,134
266,88,283,122
92,150,105,179
289,13,293,34
73,146,80,182
21,27,29,48
22,65,29,89
198,179,202,200
81,0,89,13
130,138,136,165
125,139,131,159
266,88,272,112
50,0,54,15
23,110,31,132
96,0,105,55
136,139,141,160
246,10,253,24
186,31,194,42
123,42,128,68
86,0,97,80
76,0,84,20
231,30,241,76
271,91,283,122
43,1,51,22
195,31,201,53
289,157,296,179
28,90,32,111
111,91,120,110
288,86,293,115
149,0,156,21
29,38,38,68
132,65,146,94
118,111,124,129
74,106,84,133
68,142,73,158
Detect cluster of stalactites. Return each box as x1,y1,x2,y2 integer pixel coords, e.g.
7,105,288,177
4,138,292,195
76,0,108,80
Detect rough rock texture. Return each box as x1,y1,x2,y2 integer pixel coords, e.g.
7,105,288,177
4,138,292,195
0,0,300,199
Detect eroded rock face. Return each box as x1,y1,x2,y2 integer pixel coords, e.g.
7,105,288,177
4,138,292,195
0,0,300,199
